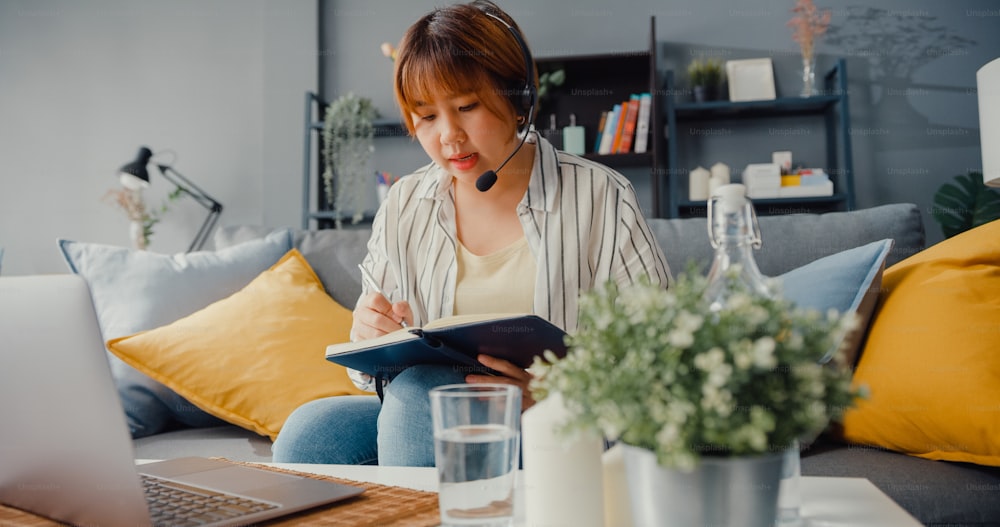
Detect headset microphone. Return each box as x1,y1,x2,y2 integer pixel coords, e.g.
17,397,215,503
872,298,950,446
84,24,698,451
476,10,537,193
475,103,535,192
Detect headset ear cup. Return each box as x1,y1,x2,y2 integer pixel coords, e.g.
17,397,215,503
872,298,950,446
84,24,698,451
521,86,536,119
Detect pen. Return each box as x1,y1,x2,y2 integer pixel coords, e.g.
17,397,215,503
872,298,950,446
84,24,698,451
358,264,408,327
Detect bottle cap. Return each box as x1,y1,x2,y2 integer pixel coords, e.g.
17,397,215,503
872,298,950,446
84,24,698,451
712,183,747,212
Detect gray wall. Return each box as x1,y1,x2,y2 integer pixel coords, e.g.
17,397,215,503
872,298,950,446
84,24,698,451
0,0,316,275
0,0,994,277
321,0,999,245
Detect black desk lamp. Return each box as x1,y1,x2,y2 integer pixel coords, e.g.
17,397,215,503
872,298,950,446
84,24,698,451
117,146,223,252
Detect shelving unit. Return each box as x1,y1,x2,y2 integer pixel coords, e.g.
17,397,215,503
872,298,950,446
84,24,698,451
305,16,666,222
664,59,854,218
301,91,406,229
534,16,666,216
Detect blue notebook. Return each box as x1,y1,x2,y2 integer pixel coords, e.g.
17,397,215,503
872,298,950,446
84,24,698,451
325,314,568,381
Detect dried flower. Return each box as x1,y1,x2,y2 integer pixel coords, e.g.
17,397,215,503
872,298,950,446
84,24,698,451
103,187,148,223
787,0,832,62
531,271,863,470
380,42,397,61
103,187,181,249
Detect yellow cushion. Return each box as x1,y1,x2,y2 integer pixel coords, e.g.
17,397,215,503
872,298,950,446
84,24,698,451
841,219,1000,466
107,249,368,440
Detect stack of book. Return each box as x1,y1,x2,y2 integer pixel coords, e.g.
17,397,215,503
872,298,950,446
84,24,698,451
592,92,652,155
744,164,834,199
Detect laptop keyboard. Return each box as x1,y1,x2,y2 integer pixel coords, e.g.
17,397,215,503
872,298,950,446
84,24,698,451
141,473,278,526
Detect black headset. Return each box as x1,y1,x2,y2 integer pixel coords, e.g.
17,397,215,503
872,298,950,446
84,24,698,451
477,10,537,191
482,11,537,120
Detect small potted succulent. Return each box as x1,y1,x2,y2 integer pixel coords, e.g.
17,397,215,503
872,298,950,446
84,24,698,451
687,58,725,103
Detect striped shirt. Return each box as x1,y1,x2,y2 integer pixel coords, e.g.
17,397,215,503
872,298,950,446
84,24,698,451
351,134,671,390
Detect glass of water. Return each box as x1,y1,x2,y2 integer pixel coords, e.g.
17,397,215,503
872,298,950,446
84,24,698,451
430,384,521,527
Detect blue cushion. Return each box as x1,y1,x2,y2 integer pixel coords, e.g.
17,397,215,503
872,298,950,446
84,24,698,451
57,230,293,438
778,239,894,365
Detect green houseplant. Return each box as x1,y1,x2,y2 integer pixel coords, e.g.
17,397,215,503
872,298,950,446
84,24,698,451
687,58,725,103
932,171,1000,238
531,271,859,469
322,93,379,227
529,270,861,525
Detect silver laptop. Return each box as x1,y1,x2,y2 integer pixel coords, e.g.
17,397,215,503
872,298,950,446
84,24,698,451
0,274,364,527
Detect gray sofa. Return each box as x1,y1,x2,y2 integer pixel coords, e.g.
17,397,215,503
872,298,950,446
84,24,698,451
133,203,1000,526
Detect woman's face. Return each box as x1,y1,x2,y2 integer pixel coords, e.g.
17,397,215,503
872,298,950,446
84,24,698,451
410,88,519,186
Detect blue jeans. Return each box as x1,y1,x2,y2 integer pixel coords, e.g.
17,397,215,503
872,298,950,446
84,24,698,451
272,365,467,466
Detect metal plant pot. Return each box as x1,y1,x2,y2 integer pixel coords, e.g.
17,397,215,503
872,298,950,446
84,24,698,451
621,443,784,527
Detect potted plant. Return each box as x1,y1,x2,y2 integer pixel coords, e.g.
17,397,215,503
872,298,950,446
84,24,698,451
687,58,725,103
932,171,1000,238
103,187,182,250
321,92,379,227
787,0,832,96
530,270,861,526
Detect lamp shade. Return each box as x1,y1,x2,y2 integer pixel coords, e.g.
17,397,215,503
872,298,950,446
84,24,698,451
118,146,153,190
979,58,1000,188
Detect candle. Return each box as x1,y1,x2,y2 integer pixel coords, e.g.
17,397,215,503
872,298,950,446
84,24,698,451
602,443,634,527
709,162,731,196
689,166,710,201
522,393,605,527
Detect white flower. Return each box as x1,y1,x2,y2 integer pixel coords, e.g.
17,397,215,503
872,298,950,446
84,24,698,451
668,329,695,348
656,423,680,445
752,337,777,369
675,310,704,332
694,347,725,371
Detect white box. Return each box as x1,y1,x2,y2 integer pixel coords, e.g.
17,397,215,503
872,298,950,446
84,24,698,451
772,151,792,172
726,58,777,102
743,163,781,189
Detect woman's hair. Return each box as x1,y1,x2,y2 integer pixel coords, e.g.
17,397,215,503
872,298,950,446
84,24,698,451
393,0,537,135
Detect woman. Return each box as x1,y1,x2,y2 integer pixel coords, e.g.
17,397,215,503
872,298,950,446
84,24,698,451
273,0,670,467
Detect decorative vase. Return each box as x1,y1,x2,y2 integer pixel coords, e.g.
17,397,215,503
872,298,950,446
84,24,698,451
693,85,720,103
800,55,817,97
129,220,147,251
621,443,784,527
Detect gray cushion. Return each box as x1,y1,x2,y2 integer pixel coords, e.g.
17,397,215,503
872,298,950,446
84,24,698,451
58,231,294,438
215,225,371,308
802,441,1000,526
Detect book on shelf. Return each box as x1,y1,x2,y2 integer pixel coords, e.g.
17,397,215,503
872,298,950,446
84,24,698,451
325,313,569,381
597,104,621,155
592,111,609,153
609,100,630,153
633,92,652,154
616,95,641,154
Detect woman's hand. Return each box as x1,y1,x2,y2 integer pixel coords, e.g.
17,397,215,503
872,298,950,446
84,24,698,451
466,354,536,412
351,293,413,341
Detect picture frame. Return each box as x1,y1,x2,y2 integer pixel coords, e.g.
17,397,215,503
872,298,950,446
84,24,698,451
726,58,777,102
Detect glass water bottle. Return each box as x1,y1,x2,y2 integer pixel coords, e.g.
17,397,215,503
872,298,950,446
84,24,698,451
703,183,773,312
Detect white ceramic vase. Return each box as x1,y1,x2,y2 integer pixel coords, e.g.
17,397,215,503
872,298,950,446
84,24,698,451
621,443,785,527
129,220,147,251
